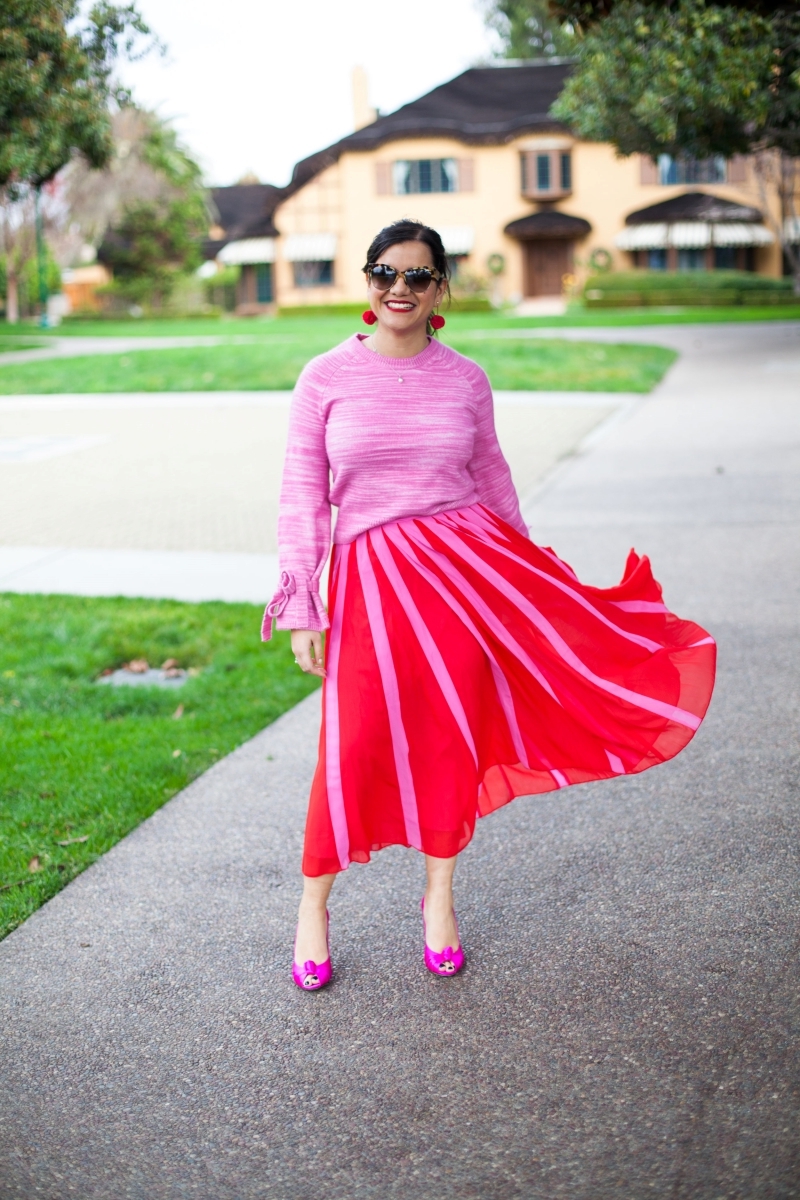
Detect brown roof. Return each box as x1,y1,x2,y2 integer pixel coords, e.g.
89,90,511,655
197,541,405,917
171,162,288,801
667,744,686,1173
625,191,763,225
202,183,284,259
504,210,591,240
287,62,574,194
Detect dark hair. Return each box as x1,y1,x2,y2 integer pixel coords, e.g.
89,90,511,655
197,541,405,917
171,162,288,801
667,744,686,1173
362,220,450,331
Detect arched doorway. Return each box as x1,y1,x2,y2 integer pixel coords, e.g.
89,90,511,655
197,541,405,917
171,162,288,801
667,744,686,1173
505,211,592,298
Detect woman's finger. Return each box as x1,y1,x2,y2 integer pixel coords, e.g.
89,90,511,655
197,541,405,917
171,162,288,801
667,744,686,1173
291,632,326,677
309,632,326,678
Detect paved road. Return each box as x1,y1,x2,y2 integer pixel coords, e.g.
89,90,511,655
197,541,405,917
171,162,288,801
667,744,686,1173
0,322,798,1199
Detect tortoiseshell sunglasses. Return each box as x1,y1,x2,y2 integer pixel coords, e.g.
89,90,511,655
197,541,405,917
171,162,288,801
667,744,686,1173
364,264,444,293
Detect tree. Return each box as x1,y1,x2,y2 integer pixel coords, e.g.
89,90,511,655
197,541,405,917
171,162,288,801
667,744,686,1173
0,0,159,320
546,1,800,291
483,0,576,57
95,112,209,308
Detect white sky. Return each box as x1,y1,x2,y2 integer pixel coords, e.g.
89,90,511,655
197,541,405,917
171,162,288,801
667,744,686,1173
116,0,497,188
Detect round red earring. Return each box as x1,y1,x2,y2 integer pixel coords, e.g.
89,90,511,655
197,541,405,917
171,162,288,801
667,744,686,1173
362,310,378,325
430,314,445,330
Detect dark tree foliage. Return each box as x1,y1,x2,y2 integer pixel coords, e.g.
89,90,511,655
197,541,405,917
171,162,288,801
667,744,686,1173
548,0,795,22
98,114,208,306
551,2,774,160
0,0,159,189
484,0,576,57
545,0,800,288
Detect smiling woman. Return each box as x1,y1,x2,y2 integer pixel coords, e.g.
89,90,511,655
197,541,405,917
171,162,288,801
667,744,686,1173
265,218,716,993
360,219,450,349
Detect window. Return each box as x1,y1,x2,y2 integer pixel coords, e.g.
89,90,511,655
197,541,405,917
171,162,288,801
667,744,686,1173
677,248,706,270
255,263,273,303
647,249,667,270
392,158,458,194
536,154,551,191
446,255,469,279
292,260,333,287
714,246,736,270
520,151,572,196
658,155,727,185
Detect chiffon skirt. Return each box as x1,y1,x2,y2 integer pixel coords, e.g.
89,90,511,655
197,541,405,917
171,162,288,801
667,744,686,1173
302,504,716,877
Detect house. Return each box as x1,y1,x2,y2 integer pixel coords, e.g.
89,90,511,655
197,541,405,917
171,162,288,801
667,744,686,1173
211,62,788,310
60,263,112,313
203,181,283,313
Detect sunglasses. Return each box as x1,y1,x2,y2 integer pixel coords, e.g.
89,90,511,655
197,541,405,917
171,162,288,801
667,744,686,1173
365,264,444,294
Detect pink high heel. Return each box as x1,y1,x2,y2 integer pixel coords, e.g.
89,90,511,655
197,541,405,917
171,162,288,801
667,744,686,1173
421,898,465,977
292,910,332,991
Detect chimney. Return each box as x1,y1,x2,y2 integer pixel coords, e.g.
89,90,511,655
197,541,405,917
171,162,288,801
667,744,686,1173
352,66,377,130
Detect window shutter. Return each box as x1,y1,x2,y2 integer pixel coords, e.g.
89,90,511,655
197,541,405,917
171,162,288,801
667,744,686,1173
457,158,475,192
375,162,392,195
728,156,748,183
521,152,534,196
639,155,659,185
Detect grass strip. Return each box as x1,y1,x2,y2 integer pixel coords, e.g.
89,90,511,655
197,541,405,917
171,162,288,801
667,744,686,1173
0,593,318,941
0,334,676,393
2,304,798,343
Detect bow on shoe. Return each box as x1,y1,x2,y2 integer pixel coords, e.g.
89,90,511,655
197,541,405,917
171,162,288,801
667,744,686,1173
266,571,297,618
437,948,456,973
302,960,320,986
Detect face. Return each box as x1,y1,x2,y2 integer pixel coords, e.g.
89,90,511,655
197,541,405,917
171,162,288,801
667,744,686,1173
365,240,447,334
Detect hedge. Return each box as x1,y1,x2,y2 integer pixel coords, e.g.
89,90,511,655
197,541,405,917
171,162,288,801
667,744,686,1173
584,270,794,308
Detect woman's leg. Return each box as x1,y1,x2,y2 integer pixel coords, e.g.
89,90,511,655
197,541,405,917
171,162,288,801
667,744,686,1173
424,854,460,952
294,873,336,964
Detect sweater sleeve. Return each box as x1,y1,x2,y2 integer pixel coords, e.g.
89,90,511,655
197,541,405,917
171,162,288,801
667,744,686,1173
466,363,529,538
261,359,333,641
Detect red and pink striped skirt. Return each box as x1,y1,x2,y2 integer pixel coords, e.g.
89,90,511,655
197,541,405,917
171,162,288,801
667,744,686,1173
302,504,715,877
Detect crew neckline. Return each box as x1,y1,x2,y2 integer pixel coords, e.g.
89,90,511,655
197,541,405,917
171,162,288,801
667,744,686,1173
351,332,441,370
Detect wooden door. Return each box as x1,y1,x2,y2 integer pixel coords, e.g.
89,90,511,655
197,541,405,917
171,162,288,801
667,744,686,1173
524,240,571,296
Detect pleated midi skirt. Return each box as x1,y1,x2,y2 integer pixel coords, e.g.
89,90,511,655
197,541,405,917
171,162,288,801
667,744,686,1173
302,504,716,877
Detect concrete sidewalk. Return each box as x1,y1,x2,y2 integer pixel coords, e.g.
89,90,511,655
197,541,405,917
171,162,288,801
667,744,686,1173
0,321,798,1199
0,390,625,599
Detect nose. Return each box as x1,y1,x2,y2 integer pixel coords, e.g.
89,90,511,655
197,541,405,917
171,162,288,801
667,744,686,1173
389,274,412,297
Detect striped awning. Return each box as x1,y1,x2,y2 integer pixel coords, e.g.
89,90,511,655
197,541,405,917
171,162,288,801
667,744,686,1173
784,217,800,244
284,233,338,262
615,222,774,251
438,226,475,256
217,238,276,265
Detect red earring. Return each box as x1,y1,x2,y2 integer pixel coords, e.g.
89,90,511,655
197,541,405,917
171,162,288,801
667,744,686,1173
362,310,377,325
430,314,445,330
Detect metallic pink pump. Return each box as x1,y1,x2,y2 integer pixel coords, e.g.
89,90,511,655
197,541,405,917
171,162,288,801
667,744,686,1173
421,898,465,977
292,910,332,991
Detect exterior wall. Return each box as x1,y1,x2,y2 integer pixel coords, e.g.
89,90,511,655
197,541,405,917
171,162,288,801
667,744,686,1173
273,162,346,307
271,135,785,308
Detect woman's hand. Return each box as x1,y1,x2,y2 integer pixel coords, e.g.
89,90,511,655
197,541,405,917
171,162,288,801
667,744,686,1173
290,629,326,678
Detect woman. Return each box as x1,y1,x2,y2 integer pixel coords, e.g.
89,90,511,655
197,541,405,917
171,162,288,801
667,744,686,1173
263,219,715,990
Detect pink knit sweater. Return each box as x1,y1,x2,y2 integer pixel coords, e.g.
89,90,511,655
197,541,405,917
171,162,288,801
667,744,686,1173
263,333,527,638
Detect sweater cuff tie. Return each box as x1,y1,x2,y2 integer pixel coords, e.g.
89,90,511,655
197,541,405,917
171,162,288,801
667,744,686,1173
261,573,330,641
266,570,296,619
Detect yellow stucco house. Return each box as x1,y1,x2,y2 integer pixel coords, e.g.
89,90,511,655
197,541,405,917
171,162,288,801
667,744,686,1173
206,61,787,312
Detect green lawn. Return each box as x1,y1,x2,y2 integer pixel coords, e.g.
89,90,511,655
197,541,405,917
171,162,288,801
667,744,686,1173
0,336,48,352
0,594,318,941
2,302,799,342
448,336,676,391
0,325,677,392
